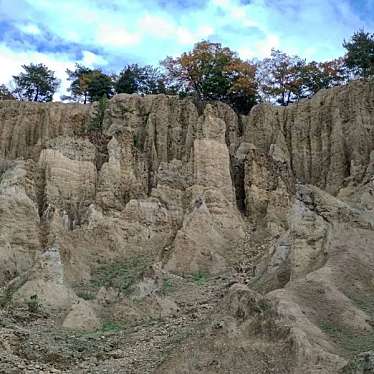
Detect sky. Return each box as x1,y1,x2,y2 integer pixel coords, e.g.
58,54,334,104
0,0,373,98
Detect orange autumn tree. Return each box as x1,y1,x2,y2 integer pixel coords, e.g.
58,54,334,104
162,40,257,113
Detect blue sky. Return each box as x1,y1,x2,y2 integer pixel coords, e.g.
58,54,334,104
0,0,373,98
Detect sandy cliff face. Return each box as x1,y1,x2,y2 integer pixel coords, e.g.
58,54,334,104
0,80,374,374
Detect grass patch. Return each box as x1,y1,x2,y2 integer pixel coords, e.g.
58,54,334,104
192,271,208,286
76,320,125,339
102,321,123,333
320,320,374,355
90,256,150,295
350,294,374,317
75,290,96,301
162,278,173,294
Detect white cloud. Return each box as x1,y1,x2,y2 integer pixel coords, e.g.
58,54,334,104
176,28,195,45
0,44,108,100
0,44,74,99
139,15,175,37
81,51,107,67
238,34,279,60
176,25,214,45
238,47,255,60
199,26,215,38
210,0,258,28
256,34,279,57
17,23,42,35
96,25,141,48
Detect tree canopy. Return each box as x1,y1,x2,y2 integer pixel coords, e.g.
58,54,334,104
115,64,167,95
0,85,15,100
65,64,113,103
12,63,60,102
343,30,374,78
300,58,348,97
65,64,93,103
162,41,257,113
86,71,114,102
256,50,349,105
3,29,374,110
255,49,306,106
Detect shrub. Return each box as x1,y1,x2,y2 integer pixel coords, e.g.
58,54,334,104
90,256,150,295
87,94,108,133
27,294,41,313
162,278,173,294
76,290,96,301
192,271,208,286
102,321,122,332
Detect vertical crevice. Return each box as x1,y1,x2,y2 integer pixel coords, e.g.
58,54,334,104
231,155,247,214
36,164,49,250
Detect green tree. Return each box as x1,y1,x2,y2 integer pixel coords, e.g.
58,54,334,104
343,30,374,78
0,85,16,100
256,49,306,106
88,94,108,133
115,64,167,95
86,71,113,102
13,63,60,102
300,58,349,97
115,64,140,94
65,64,93,103
162,40,257,113
65,64,113,103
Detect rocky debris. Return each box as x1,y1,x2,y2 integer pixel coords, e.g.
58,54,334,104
342,351,374,373
0,275,229,374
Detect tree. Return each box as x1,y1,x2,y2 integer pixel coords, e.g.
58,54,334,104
87,94,108,133
343,30,374,78
162,40,257,113
256,49,306,106
115,64,167,95
86,71,113,102
65,64,93,103
300,58,349,97
0,85,15,100
12,63,60,102
65,64,113,103
256,51,350,105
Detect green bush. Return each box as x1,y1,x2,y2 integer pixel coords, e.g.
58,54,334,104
76,290,96,301
90,256,149,294
102,321,122,333
87,94,108,133
162,278,173,294
192,271,208,286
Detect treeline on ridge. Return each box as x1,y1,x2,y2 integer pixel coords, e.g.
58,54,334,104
0,30,373,114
